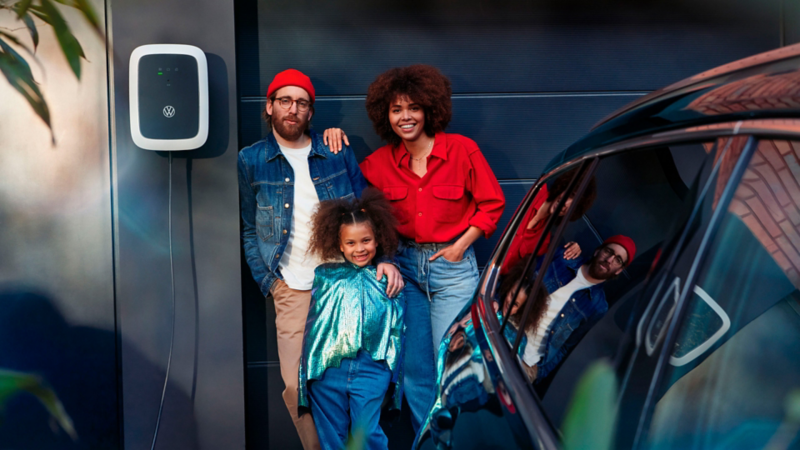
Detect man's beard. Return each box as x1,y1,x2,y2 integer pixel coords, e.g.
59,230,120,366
587,254,617,280
272,113,307,141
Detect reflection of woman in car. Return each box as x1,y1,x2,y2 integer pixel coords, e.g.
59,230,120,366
503,168,597,274
342,64,506,431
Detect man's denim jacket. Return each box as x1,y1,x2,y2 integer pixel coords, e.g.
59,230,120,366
534,247,608,381
238,131,367,296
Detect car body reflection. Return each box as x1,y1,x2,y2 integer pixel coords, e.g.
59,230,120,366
416,43,800,450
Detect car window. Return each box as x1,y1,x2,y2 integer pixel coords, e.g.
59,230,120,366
644,138,800,450
492,140,719,433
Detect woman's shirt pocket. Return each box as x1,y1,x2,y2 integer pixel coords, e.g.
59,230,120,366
432,184,467,224
383,186,410,224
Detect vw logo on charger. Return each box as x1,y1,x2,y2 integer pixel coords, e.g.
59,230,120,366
163,105,176,118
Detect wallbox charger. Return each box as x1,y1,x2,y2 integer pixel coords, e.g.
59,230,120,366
129,44,208,150
128,43,209,449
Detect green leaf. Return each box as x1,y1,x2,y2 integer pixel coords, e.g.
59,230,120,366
22,13,39,51
0,369,76,440
0,29,48,78
561,360,618,450
0,35,35,82
27,5,51,24
39,0,84,79
13,0,34,18
53,0,102,37
0,45,54,141
0,29,35,58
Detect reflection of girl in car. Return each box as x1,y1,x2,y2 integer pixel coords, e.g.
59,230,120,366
495,261,550,381
502,168,597,274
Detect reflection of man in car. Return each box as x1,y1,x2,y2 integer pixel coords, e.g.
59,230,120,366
513,235,636,382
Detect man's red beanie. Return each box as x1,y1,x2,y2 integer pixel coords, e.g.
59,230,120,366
603,235,636,265
266,69,315,103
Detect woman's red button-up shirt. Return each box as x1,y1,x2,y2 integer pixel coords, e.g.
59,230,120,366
502,185,551,273
360,132,505,243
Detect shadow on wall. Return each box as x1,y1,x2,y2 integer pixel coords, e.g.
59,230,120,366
0,288,199,449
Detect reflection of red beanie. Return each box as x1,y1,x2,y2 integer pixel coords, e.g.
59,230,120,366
266,69,315,103
603,235,636,265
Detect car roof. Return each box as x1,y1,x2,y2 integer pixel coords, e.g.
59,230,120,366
544,42,800,172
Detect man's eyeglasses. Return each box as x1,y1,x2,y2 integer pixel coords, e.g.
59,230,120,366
273,96,310,112
599,246,626,267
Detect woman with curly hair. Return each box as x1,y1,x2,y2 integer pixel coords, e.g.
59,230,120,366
326,64,505,431
298,188,405,449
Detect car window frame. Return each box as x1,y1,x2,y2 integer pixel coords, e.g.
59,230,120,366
497,159,598,341
475,119,800,450
629,135,759,448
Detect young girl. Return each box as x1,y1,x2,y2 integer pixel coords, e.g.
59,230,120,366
298,188,405,450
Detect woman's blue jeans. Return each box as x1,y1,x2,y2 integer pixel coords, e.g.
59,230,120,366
308,351,392,450
395,241,479,431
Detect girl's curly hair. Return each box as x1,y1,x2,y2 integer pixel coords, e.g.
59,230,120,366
499,260,550,335
365,64,452,147
308,188,399,263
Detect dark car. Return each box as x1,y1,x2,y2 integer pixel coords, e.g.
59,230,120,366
415,43,800,450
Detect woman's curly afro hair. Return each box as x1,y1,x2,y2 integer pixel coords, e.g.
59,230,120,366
365,64,452,147
308,188,399,263
547,166,597,221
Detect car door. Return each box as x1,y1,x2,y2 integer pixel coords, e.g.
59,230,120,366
626,135,800,450
481,137,723,448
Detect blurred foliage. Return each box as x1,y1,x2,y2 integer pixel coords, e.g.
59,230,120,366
346,425,366,450
786,389,800,424
765,388,800,450
0,0,102,143
0,368,76,440
561,359,618,450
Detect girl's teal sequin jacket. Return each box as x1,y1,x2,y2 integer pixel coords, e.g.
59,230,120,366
298,261,406,412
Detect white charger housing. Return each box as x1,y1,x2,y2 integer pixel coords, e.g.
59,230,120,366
129,44,209,151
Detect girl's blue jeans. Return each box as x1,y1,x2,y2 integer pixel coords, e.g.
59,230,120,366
308,351,391,450
395,241,480,432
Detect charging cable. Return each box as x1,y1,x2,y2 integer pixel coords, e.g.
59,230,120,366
151,152,176,450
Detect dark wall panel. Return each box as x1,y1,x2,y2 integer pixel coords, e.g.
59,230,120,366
788,0,800,46
110,0,245,449
241,94,639,179
241,1,779,97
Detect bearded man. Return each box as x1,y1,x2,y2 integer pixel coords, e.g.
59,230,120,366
238,69,402,449
518,235,636,382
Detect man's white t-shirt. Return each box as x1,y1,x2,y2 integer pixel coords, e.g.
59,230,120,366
277,142,321,290
521,266,598,366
